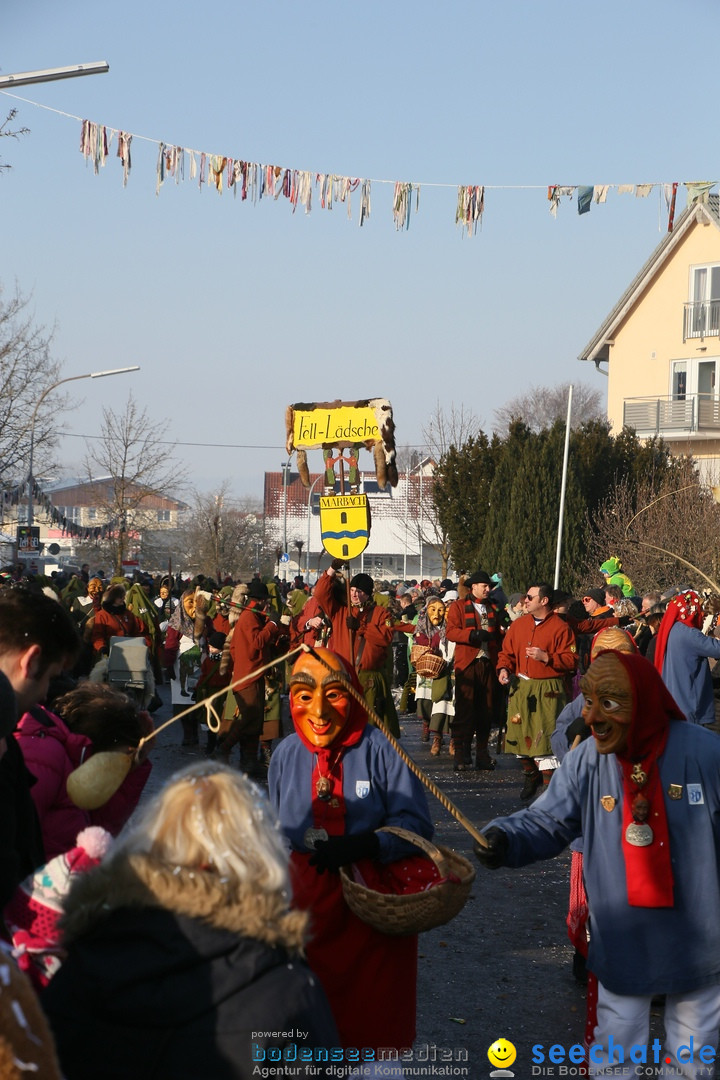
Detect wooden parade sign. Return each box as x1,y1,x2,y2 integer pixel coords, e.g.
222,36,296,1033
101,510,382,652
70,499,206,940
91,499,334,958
292,403,381,447
319,494,371,560
285,397,398,491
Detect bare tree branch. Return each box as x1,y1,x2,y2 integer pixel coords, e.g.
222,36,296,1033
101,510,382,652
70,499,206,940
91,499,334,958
83,394,186,574
493,382,604,435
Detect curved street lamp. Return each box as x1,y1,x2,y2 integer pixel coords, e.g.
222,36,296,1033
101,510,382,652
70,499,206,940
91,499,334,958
27,366,140,528
305,474,323,580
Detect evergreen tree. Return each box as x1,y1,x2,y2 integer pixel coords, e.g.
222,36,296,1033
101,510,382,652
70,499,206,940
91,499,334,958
432,418,681,594
481,422,534,577
432,432,497,573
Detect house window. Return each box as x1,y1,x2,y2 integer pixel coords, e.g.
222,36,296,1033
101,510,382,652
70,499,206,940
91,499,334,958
689,265,720,337
672,361,687,401
57,506,80,523
157,509,171,523
88,508,97,520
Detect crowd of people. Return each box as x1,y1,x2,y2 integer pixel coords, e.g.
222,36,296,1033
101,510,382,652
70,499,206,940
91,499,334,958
1,551,720,1076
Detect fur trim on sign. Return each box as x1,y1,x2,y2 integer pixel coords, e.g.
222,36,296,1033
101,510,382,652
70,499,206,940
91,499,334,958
297,448,310,488
59,853,308,952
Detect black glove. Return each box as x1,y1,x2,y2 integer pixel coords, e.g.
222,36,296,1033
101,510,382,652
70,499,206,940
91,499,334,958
473,827,509,870
468,628,490,646
309,831,380,874
566,714,590,745
617,615,634,627
330,558,345,571
346,615,360,631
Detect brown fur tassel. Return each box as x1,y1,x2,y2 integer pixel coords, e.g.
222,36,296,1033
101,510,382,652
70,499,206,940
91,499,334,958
374,441,388,489
297,449,310,488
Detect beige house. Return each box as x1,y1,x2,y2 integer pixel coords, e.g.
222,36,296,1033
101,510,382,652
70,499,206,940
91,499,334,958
579,193,720,484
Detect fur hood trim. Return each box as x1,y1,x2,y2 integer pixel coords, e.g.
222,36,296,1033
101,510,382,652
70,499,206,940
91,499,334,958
59,854,308,953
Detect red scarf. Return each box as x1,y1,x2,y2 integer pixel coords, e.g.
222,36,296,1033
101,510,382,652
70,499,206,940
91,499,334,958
653,590,703,676
293,655,367,837
610,650,685,907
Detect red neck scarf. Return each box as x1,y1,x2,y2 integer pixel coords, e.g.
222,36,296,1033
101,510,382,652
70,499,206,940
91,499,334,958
608,650,685,907
292,655,367,836
654,590,703,676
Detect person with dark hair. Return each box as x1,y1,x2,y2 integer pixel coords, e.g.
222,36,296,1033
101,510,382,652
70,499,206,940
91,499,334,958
446,570,508,772
87,583,147,657
0,587,81,906
497,582,577,801
0,586,80,698
313,560,397,734
221,580,289,773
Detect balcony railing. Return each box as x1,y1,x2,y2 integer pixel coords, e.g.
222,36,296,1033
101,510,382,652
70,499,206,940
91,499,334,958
683,300,720,341
623,393,720,435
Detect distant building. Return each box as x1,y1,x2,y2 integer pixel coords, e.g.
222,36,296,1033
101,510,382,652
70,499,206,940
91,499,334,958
579,192,720,486
5,477,187,571
263,459,447,582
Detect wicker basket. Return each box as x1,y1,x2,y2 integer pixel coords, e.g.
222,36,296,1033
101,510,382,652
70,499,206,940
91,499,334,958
410,645,446,679
339,826,475,936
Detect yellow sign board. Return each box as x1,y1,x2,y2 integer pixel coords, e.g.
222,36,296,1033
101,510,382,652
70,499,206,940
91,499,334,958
293,405,380,449
319,494,371,560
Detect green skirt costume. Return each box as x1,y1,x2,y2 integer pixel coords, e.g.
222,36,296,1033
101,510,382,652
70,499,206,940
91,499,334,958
503,676,566,758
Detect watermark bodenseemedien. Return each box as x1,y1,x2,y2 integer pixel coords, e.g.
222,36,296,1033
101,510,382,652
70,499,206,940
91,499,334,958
250,1035,470,1077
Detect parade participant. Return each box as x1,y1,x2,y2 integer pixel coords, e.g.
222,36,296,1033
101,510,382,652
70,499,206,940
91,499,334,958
478,650,720,1080
412,595,455,754
152,579,178,633
314,560,397,735
86,583,148,657
497,582,577,800
600,556,634,598
268,648,433,1052
550,627,637,986
222,580,288,773
654,589,720,726
43,762,339,1079
446,570,507,772
66,576,103,677
163,588,210,746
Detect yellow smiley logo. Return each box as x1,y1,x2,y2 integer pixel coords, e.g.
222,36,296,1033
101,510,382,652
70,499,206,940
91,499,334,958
488,1038,517,1070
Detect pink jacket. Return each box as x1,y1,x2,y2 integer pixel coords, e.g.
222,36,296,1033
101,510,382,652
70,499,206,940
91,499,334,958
14,708,152,861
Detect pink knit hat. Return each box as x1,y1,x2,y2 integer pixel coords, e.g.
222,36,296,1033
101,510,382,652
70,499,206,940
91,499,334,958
4,826,112,988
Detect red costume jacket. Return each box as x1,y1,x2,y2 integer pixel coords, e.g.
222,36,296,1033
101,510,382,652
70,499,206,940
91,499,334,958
314,571,393,672
497,611,577,680
445,596,507,671
89,607,147,654
229,604,283,689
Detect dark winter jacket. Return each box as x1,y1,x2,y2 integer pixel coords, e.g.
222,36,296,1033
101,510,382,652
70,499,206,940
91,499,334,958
42,855,339,1079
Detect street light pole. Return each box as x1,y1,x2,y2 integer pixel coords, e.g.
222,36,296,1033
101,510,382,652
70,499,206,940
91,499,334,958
306,475,322,581
27,365,140,528
280,461,290,581
0,62,109,89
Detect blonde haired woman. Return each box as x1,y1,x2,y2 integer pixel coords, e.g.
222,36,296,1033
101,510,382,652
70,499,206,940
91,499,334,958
43,763,338,1079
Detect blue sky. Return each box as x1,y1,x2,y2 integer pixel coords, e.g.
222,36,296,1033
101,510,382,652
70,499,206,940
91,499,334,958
2,0,718,501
